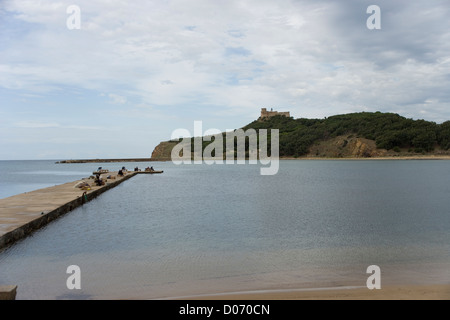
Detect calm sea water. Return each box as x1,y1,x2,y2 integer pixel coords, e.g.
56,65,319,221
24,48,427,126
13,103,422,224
0,160,449,299
0,160,154,200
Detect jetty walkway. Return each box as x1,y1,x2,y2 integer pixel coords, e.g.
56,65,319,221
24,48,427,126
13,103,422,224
0,170,160,251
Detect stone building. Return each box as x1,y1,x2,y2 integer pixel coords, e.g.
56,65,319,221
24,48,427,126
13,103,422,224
260,108,290,119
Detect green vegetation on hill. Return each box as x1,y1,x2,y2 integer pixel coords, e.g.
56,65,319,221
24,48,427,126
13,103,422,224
243,112,450,157
152,112,450,159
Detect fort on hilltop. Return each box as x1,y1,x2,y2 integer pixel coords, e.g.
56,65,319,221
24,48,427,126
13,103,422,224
259,108,290,119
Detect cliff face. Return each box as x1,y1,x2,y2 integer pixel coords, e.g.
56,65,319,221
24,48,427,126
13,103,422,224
151,141,178,160
150,135,389,160
308,135,387,158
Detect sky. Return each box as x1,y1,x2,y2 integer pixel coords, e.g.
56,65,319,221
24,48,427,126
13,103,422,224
1,0,450,160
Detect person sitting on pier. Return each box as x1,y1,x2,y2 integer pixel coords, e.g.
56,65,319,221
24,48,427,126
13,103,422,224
150,166,154,172
134,167,139,172
118,169,124,177
95,174,104,186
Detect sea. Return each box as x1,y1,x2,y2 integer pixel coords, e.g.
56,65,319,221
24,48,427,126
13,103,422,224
0,159,449,299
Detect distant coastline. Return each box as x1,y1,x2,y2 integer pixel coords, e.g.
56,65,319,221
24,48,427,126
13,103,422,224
56,155,450,164
56,158,169,164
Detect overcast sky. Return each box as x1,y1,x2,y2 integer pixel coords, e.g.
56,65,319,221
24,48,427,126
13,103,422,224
1,0,450,160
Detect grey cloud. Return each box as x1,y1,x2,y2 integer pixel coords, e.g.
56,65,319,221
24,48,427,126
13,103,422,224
322,0,450,68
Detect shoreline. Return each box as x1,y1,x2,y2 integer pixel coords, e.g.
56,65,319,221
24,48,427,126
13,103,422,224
140,260,450,301
171,284,450,300
54,155,450,163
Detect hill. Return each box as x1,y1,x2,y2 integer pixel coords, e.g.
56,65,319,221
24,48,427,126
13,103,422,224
150,112,450,160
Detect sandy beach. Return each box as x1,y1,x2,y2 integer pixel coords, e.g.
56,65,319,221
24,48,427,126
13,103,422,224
180,284,450,300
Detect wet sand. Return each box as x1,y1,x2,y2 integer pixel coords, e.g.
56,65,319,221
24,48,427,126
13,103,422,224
147,262,450,301
179,284,450,300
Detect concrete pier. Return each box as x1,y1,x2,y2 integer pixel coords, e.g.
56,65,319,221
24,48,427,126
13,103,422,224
0,285,17,300
0,170,159,251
